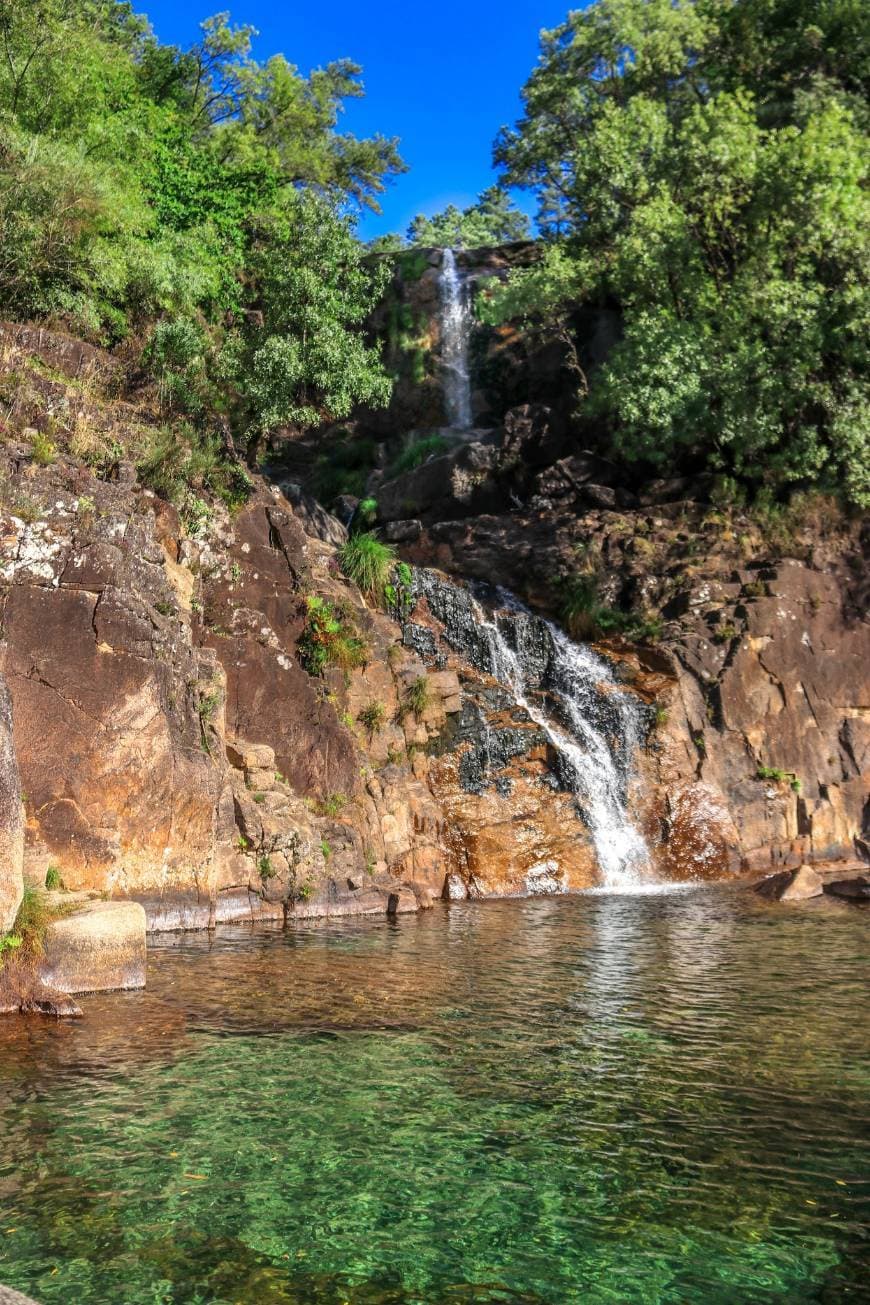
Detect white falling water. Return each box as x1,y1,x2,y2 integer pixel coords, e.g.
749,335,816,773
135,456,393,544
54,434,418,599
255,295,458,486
439,249,473,429
471,589,652,890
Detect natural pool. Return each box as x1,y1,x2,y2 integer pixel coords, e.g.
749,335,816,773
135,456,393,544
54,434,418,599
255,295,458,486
0,888,867,1304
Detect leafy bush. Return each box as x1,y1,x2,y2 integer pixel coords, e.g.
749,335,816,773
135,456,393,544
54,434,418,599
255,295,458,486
488,0,870,506
308,434,377,505
136,423,252,521
44,865,63,891
4,885,54,962
358,701,387,735
142,319,210,415
296,595,368,677
389,435,451,477
338,532,397,603
318,793,348,817
30,430,56,466
560,575,662,644
0,1,400,438
757,766,801,793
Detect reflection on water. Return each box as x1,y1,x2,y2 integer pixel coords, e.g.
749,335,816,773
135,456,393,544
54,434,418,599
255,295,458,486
0,889,867,1303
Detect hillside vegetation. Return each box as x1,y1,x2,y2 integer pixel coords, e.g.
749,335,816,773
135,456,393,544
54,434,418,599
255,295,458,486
483,0,869,508
0,0,400,464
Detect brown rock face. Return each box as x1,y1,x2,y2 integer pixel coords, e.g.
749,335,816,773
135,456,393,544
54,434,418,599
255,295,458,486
1,321,866,929
1,482,225,903
399,490,869,880
0,670,23,932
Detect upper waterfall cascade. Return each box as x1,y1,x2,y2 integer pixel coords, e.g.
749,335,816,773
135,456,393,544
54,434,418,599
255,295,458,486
439,249,473,429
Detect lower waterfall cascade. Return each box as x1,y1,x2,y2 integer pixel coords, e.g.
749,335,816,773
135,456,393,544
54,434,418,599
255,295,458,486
472,589,653,890
412,572,654,890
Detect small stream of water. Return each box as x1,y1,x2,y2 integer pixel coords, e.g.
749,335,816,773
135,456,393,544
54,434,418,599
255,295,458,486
439,249,473,429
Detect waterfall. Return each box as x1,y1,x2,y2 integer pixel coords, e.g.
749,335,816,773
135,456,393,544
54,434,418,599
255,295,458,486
472,589,652,889
439,249,473,429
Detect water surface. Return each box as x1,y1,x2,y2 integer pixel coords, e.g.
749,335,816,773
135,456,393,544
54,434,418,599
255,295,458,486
0,889,867,1303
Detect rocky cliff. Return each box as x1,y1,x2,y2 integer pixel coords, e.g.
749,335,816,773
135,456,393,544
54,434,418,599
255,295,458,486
0,313,867,948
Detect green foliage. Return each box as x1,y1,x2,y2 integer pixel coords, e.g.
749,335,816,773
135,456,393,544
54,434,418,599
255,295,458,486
318,793,347,817
358,701,387,736
758,765,802,792
560,574,662,643
237,194,393,432
30,430,57,467
389,435,451,477
407,187,531,248
0,0,400,442
337,532,397,603
400,676,431,721
297,595,368,677
395,249,430,280
6,885,54,961
142,319,211,415
490,0,870,506
44,865,63,891
136,422,252,524
308,432,377,505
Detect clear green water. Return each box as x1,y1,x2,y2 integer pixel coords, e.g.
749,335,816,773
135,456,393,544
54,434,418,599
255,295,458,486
0,889,867,1303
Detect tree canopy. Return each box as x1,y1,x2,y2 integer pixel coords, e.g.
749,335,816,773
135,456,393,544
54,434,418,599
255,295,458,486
484,0,869,507
405,187,531,248
0,1,403,442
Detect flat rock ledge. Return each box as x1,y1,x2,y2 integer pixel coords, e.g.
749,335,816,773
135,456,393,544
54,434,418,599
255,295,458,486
39,899,147,995
2,898,147,1018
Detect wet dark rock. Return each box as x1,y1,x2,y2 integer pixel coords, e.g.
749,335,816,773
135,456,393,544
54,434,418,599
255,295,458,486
823,877,870,902
385,519,423,543
272,481,347,547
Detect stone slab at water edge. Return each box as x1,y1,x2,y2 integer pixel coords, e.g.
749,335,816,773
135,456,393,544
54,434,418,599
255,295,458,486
39,897,146,995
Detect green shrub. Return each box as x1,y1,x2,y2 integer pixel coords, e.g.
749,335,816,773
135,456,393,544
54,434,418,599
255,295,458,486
400,676,431,721
30,430,56,466
297,595,368,677
308,434,377,505
757,766,801,793
338,532,396,603
318,793,347,817
142,318,210,415
389,435,450,478
6,885,54,961
44,865,63,891
137,423,252,519
358,701,387,735
560,574,662,644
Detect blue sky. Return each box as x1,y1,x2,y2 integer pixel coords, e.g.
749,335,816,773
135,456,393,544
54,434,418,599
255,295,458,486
136,1,571,240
